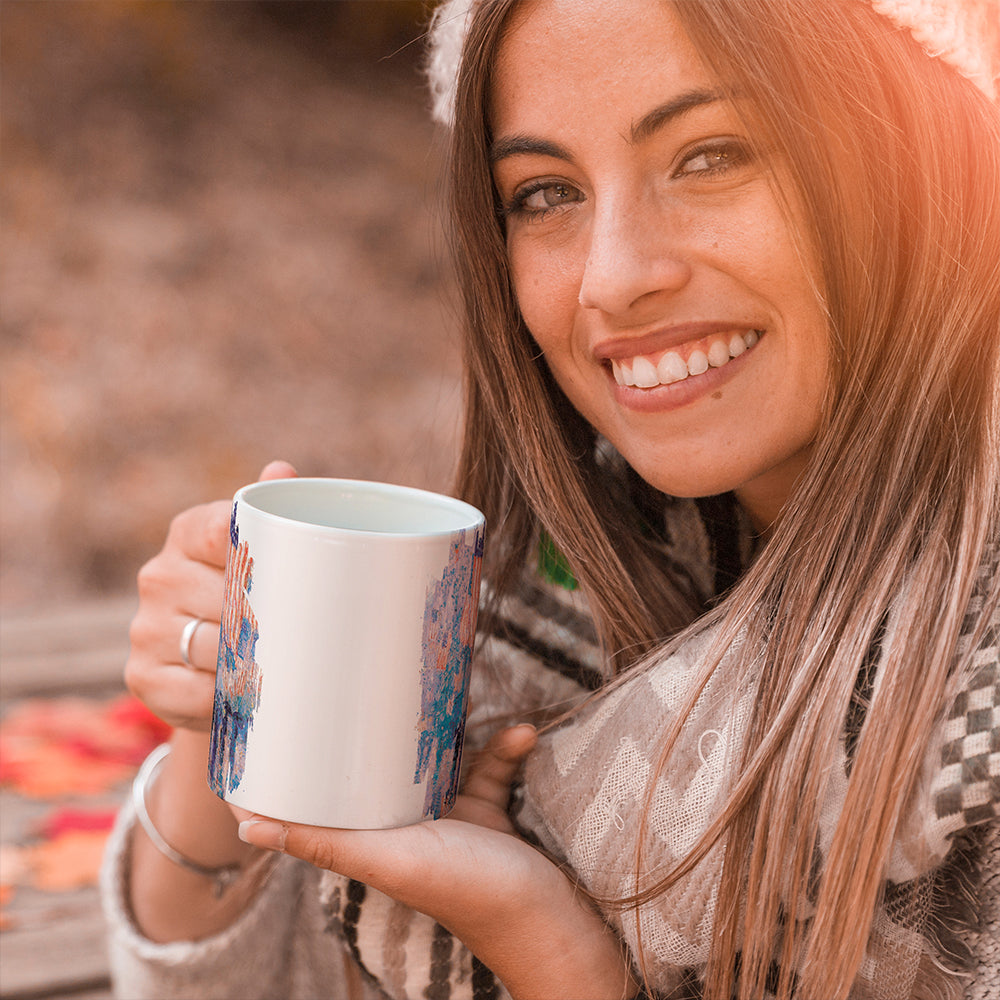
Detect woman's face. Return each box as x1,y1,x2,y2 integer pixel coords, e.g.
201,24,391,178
490,0,830,528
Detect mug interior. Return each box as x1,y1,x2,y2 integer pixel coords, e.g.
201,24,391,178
238,478,483,535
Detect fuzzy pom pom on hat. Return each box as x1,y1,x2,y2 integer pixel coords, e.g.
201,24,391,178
427,0,999,126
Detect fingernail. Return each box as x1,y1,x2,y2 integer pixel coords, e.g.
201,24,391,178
238,818,287,852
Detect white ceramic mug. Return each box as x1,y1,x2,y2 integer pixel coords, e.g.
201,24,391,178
207,478,485,829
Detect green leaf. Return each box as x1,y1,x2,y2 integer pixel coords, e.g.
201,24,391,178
538,531,578,591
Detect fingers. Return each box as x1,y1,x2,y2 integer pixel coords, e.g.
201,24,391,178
237,816,514,907
163,461,295,569
258,460,297,481
126,597,219,730
126,659,217,731
132,495,232,671
462,724,537,806
127,602,220,730
238,818,400,889
125,461,296,734
126,498,231,730
485,723,539,761
237,812,563,955
179,616,220,672
133,538,226,663
165,500,234,570
137,547,226,619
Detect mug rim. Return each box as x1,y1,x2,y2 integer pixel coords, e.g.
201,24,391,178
234,477,485,539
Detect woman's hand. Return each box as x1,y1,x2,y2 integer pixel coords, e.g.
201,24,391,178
124,460,296,942
125,459,296,731
238,725,639,1000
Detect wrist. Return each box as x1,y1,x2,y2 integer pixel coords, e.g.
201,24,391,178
133,744,248,895
469,869,638,999
128,738,273,942
144,733,258,869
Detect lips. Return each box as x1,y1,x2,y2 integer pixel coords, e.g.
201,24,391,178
608,329,761,388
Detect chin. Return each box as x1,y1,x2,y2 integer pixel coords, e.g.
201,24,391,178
628,465,745,501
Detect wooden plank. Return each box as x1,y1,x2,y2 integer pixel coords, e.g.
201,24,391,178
1,983,112,1000
37,988,113,1000
0,599,136,699
0,601,135,997
0,784,122,1000
0,889,111,999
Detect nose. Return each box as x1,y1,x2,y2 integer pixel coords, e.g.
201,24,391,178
577,198,692,315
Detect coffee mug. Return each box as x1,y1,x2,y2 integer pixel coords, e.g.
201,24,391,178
207,478,485,829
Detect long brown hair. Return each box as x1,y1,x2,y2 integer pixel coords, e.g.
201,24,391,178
444,1,1000,996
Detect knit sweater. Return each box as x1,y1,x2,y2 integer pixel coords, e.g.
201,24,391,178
101,495,1000,999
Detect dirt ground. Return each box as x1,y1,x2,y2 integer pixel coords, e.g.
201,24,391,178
1,0,464,609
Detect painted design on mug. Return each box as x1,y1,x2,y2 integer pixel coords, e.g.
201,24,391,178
414,524,485,818
209,502,263,796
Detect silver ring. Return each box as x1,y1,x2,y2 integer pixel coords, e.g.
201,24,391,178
179,617,204,668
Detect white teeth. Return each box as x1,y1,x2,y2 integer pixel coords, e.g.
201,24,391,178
632,356,660,388
612,331,761,389
657,351,687,384
707,340,730,367
687,350,709,376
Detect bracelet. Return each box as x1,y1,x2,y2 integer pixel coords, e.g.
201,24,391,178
132,743,243,898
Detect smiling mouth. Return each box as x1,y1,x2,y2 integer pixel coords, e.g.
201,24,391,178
610,330,761,388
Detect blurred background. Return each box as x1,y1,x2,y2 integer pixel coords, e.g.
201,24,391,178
1,0,462,611
0,4,464,993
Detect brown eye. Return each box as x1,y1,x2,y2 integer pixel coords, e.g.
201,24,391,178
544,183,576,205
685,149,730,171
676,139,751,177
518,181,582,213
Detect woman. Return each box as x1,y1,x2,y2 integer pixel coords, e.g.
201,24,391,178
103,1,1000,997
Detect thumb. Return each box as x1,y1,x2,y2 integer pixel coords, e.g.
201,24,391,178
460,724,538,812
258,460,297,482
487,723,539,764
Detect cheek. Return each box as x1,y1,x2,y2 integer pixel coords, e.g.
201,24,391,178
508,241,582,346
800,345,831,437
768,317,830,458
752,227,830,406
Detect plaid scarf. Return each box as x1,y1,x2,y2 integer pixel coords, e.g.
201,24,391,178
321,498,1000,1000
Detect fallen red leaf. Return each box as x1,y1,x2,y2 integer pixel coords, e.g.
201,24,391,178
25,830,110,892
0,694,171,797
106,695,172,760
0,743,133,798
35,806,119,840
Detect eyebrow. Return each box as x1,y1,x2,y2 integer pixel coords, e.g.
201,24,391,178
629,89,725,144
489,135,572,164
490,88,726,165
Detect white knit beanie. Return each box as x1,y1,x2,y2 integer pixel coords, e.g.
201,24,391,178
426,0,1000,126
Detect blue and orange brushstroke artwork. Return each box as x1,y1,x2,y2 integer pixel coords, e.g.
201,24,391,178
413,524,485,818
209,503,263,796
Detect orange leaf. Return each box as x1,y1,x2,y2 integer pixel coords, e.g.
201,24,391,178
0,694,171,796
1,743,133,797
26,830,110,892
